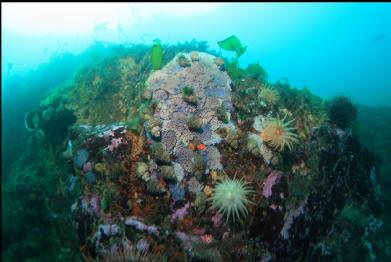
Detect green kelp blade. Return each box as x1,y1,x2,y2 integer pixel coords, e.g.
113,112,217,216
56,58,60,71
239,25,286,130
217,35,247,58
236,45,247,58
217,35,238,51
151,39,163,70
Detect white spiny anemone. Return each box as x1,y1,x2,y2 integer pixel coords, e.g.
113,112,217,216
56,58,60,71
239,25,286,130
209,177,254,223
100,239,161,262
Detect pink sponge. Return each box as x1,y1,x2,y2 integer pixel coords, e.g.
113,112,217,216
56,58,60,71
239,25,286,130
262,170,282,198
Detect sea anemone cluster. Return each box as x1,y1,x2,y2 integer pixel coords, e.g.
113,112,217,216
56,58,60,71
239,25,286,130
209,177,253,223
261,115,299,151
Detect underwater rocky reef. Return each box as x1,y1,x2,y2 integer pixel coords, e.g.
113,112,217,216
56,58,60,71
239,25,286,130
2,40,390,261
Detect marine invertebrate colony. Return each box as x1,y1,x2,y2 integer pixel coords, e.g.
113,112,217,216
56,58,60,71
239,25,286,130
209,177,253,223
11,39,387,262
262,170,283,198
187,177,204,194
261,115,299,151
147,52,232,176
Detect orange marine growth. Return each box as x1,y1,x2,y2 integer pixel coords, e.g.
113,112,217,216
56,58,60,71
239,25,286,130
197,143,206,151
200,234,213,244
188,143,196,151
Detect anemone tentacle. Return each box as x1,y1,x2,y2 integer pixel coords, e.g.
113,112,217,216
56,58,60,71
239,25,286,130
259,85,280,105
260,114,299,151
209,177,253,223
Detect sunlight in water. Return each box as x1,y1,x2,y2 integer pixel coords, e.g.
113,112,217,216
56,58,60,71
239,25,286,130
2,3,225,35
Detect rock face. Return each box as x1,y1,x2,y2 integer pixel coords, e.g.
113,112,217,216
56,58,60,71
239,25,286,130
47,51,385,261
146,52,235,175
250,125,383,261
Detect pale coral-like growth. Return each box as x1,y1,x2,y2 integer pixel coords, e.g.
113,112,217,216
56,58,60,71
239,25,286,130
161,129,177,151
209,177,253,223
259,85,280,105
147,52,231,176
187,177,204,194
204,146,223,170
261,115,299,151
171,202,190,221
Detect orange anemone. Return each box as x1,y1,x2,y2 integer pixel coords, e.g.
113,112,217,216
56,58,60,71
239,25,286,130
260,115,299,151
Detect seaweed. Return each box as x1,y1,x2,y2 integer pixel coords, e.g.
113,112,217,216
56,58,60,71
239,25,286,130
245,62,268,83
226,60,245,83
218,35,247,59
151,39,163,70
327,96,358,130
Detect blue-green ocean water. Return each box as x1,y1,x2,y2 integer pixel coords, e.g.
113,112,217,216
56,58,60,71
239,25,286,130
3,3,391,105
2,3,391,261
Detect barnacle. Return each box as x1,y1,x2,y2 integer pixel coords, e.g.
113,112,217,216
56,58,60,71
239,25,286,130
209,177,253,223
260,115,299,151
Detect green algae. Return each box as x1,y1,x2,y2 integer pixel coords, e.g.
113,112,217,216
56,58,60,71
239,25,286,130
151,39,163,70
245,62,268,83
218,35,247,59
182,86,194,96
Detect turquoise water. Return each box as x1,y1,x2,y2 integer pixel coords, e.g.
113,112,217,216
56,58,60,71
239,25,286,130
3,3,391,105
2,3,391,261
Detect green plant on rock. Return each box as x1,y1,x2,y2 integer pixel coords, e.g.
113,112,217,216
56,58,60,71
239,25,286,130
226,60,245,82
182,86,194,96
177,54,191,67
151,39,163,70
245,62,268,83
182,86,198,106
126,117,141,132
340,202,368,227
